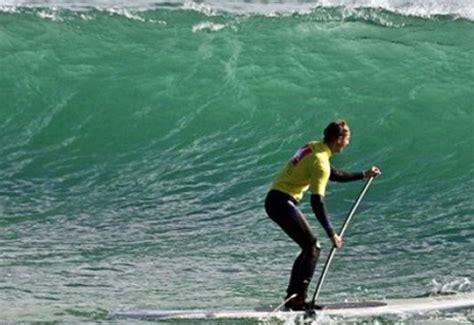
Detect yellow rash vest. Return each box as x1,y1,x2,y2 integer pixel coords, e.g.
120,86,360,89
270,141,332,202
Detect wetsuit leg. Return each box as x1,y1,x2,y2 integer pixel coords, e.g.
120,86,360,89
265,190,321,299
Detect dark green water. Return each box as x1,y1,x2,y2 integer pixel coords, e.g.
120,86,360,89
0,4,473,323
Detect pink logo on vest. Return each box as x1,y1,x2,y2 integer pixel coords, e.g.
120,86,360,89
290,144,312,166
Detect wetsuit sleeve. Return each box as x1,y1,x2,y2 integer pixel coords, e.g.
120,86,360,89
311,194,335,237
330,165,364,182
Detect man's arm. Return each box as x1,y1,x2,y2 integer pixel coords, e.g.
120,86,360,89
311,194,343,248
330,165,364,182
311,194,335,237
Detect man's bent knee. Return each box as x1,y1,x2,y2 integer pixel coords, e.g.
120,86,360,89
303,239,321,258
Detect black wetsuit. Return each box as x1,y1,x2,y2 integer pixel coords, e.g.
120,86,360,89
265,166,364,300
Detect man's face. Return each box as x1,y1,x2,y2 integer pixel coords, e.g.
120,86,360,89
334,133,350,153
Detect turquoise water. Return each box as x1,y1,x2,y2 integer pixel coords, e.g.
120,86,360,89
1,1,473,323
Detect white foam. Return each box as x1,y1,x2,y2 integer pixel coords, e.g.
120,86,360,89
105,8,146,22
37,8,63,21
183,1,218,16
192,21,227,32
1,0,473,20
79,12,93,20
431,277,472,294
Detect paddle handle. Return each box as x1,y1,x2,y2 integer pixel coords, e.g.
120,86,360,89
310,177,375,307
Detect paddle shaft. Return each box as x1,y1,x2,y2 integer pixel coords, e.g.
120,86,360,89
310,177,375,308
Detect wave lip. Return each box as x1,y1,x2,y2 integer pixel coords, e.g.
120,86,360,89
1,0,473,20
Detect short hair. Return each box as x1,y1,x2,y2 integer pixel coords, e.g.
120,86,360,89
324,119,350,144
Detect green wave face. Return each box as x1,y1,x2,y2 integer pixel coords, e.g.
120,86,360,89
0,5,473,324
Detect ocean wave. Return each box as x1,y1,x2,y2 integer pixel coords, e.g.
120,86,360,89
1,0,473,21
1,6,471,29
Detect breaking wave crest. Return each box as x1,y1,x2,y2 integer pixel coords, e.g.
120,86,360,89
1,0,473,20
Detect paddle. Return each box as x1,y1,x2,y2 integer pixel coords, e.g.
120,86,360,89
309,177,375,311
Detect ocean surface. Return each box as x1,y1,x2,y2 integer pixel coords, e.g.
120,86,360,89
1,0,473,323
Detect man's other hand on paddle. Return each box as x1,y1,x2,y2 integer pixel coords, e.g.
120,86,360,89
331,233,343,249
365,166,381,178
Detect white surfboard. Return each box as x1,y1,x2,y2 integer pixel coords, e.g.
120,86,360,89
112,292,474,320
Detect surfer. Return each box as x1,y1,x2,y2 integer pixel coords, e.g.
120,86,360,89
265,119,381,310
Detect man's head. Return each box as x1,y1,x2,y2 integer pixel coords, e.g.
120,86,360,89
323,119,351,153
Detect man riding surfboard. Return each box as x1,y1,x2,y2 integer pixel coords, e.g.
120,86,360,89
265,119,381,310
